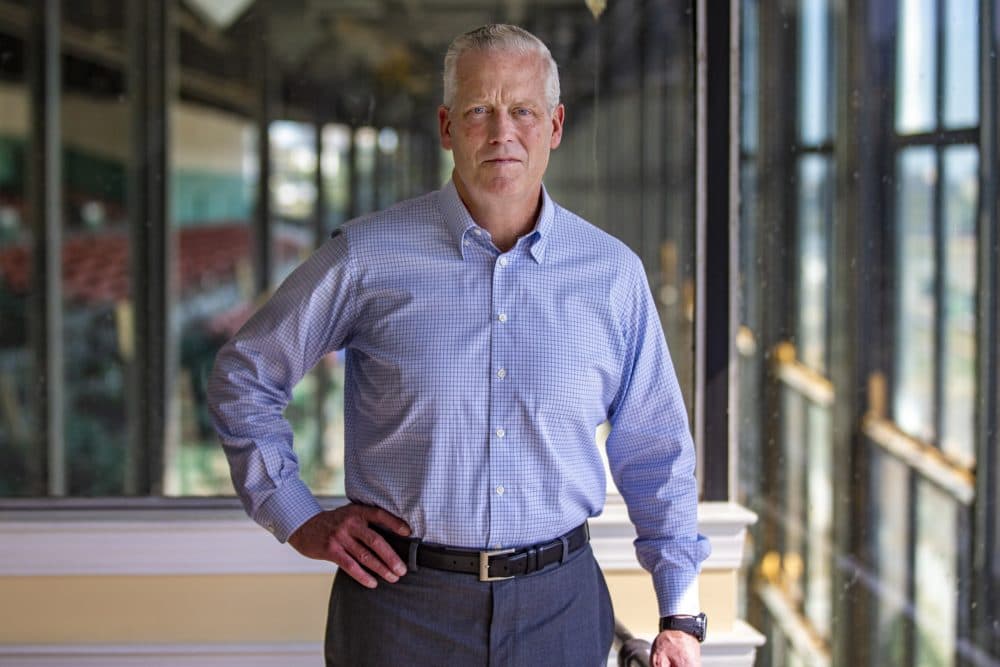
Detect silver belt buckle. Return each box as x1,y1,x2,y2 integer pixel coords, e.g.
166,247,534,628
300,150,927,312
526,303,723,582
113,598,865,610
479,548,515,581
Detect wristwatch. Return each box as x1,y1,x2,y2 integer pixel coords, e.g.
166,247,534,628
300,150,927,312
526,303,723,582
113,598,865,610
659,613,708,642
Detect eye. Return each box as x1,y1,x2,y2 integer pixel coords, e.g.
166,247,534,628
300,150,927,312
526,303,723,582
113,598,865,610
469,106,488,115
514,107,534,117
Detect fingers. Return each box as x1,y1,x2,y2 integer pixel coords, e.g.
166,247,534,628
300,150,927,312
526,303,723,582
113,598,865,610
288,504,413,588
358,524,409,577
311,505,409,588
327,542,378,589
342,532,404,584
361,505,412,537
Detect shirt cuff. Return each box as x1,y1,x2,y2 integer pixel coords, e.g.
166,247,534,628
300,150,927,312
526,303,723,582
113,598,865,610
654,574,702,617
253,478,324,543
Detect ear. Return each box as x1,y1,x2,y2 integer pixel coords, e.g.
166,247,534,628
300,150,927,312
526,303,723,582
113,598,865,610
438,106,453,150
549,104,565,150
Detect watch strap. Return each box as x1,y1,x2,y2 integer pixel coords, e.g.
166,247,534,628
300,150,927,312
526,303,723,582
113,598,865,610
658,613,707,643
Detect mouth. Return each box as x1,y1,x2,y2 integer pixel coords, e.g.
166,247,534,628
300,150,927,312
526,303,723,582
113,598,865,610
483,158,522,166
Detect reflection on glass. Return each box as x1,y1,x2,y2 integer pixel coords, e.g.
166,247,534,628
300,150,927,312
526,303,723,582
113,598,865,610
943,0,979,129
873,449,911,665
376,127,400,210
805,404,832,637
270,121,317,285
798,0,833,145
797,155,832,373
941,146,978,466
321,124,352,235
354,127,378,216
59,8,133,495
0,71,32,495
270,121,317,222
914,480,958,666
896,0,938,134
893,147,937,442
169,102,257,495
782,388,806,606
741,0,760,154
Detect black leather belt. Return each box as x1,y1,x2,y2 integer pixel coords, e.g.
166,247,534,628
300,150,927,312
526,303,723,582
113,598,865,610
377,523,590,581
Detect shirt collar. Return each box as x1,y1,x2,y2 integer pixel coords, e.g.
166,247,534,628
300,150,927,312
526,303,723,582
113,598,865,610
437,179,555,263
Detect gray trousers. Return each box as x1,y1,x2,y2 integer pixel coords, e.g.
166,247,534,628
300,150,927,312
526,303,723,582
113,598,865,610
324,543,614,666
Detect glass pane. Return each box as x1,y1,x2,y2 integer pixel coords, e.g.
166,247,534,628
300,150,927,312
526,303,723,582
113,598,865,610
375,127,400,210
61,7,132,495
782,387,807,606
0,35,31,495
798,0,833,145
914,479,958,666
940,145,978,466
893,146,937,442
353,126,378,216
805,403,832,638
872,448,911,666
321,123,352,235
269,121,316,285
168,102,257,495
797,154,832,373
943,0,979,128
741,0,760,154
896,0,938,134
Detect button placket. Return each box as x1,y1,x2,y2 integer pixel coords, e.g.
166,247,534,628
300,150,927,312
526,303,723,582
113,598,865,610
488,247,516,545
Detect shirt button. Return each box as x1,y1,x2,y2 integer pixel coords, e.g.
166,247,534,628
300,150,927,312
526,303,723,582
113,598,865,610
498,257,508,267
463,239,471,246
496,368,506,379
496,485,505,496
497,313,508,323
474,228,483,236
495,428,505,438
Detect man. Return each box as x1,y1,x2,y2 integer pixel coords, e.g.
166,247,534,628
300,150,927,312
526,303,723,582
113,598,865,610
209,24,709,667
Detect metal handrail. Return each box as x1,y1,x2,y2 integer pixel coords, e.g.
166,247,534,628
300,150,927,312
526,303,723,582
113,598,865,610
613,618,652,667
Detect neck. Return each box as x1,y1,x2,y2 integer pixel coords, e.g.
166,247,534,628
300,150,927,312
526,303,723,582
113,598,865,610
453,176,542,252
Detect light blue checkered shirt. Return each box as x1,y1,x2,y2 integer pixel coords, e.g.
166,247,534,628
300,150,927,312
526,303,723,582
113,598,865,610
208,180,710,615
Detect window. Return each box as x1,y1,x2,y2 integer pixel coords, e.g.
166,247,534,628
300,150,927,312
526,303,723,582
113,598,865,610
0,2,699,501
739,0,996,664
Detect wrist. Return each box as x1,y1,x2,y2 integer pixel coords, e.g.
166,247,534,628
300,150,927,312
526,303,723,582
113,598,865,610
658,613,707,643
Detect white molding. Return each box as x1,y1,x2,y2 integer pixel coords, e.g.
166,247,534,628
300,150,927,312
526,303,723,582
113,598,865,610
0,500,756,577
0,632,765,667
0,643,321,667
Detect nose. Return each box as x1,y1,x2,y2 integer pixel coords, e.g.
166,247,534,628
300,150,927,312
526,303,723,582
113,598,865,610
487,111,515,143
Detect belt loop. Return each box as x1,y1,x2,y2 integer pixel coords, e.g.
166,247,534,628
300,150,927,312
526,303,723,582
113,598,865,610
559,535,570,564
407,541,420,572
526,546,538,573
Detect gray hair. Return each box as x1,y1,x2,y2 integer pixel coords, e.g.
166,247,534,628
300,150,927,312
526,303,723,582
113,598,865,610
442,24,560,112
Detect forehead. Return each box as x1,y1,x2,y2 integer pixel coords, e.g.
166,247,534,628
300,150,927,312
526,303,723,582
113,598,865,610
452,49,548,101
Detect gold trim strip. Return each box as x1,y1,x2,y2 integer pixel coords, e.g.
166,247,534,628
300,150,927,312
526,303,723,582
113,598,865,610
862,415,975,505
755,582,832,666
773,343,835,407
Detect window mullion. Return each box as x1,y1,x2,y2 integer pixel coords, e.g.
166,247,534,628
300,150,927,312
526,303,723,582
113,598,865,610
972,0,1000,657
127,0,176,496
27,0,65,496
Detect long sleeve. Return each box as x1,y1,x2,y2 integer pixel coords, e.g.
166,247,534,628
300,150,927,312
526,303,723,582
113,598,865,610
207,232,359,542
605,259,711,617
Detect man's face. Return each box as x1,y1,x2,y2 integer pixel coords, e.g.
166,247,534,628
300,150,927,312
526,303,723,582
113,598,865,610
439,49,564,205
